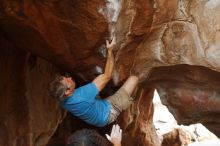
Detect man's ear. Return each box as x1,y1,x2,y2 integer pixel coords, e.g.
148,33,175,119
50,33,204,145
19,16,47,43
65,89,72,96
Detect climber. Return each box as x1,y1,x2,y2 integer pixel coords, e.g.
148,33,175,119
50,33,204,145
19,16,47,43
49,36,139,127
67,124,122,146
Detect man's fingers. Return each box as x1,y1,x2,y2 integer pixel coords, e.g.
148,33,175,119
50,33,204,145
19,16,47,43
119,128,122,140
112,124,115,132
116,124,121,133
105,134,111,141
111,124,116,137
115,124,119,132
106,40,110,46
106,35,116,49
112,36,116,44
114,124,118,136
113,124,117,133
111,124,122,138
110,36,116,46
119,129,122,135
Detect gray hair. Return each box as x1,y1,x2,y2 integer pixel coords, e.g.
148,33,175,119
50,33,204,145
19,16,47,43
49,75,67,101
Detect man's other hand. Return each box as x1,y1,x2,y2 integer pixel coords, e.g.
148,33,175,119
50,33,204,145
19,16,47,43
105,124,122,146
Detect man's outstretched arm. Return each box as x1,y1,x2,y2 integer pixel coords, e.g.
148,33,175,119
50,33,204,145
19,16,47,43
93,37,116,91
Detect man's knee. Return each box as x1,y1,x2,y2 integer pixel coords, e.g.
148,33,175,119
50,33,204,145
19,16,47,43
110,88,132,109
122,75,139,95
116,88,133,110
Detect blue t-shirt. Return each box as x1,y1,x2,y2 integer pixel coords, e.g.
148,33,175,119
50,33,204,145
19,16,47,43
59,82,110,127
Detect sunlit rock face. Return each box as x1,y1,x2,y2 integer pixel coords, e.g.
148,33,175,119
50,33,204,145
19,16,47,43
116,0,220,79
115,0,220,145
149,65,220,137
1,0,220,146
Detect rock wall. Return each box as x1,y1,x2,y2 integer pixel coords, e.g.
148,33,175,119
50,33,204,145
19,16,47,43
0,36,65,146
1,0,220,146
115,0,220,79
0,0,108,75
149,65,220,137
113,0,220,145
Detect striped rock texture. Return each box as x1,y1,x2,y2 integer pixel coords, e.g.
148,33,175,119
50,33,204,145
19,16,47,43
0,0,220,145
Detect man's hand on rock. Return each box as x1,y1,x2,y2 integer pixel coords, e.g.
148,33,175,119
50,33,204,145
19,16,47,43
106,36,116,52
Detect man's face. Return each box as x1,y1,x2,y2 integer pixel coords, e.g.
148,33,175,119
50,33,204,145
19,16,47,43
61,76,76,95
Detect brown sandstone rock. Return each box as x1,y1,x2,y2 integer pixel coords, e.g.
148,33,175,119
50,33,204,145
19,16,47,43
0,0,108,76
162,127,194,146
115,0,220,144
1,0,220,146
0,36,65,146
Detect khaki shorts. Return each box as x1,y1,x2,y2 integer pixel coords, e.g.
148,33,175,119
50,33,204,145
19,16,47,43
106,87,133,124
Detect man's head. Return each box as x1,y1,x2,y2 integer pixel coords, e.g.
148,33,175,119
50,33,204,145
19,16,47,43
49,75,76,101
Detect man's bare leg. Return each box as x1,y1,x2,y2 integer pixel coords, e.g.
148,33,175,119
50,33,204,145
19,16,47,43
121,75,139,96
